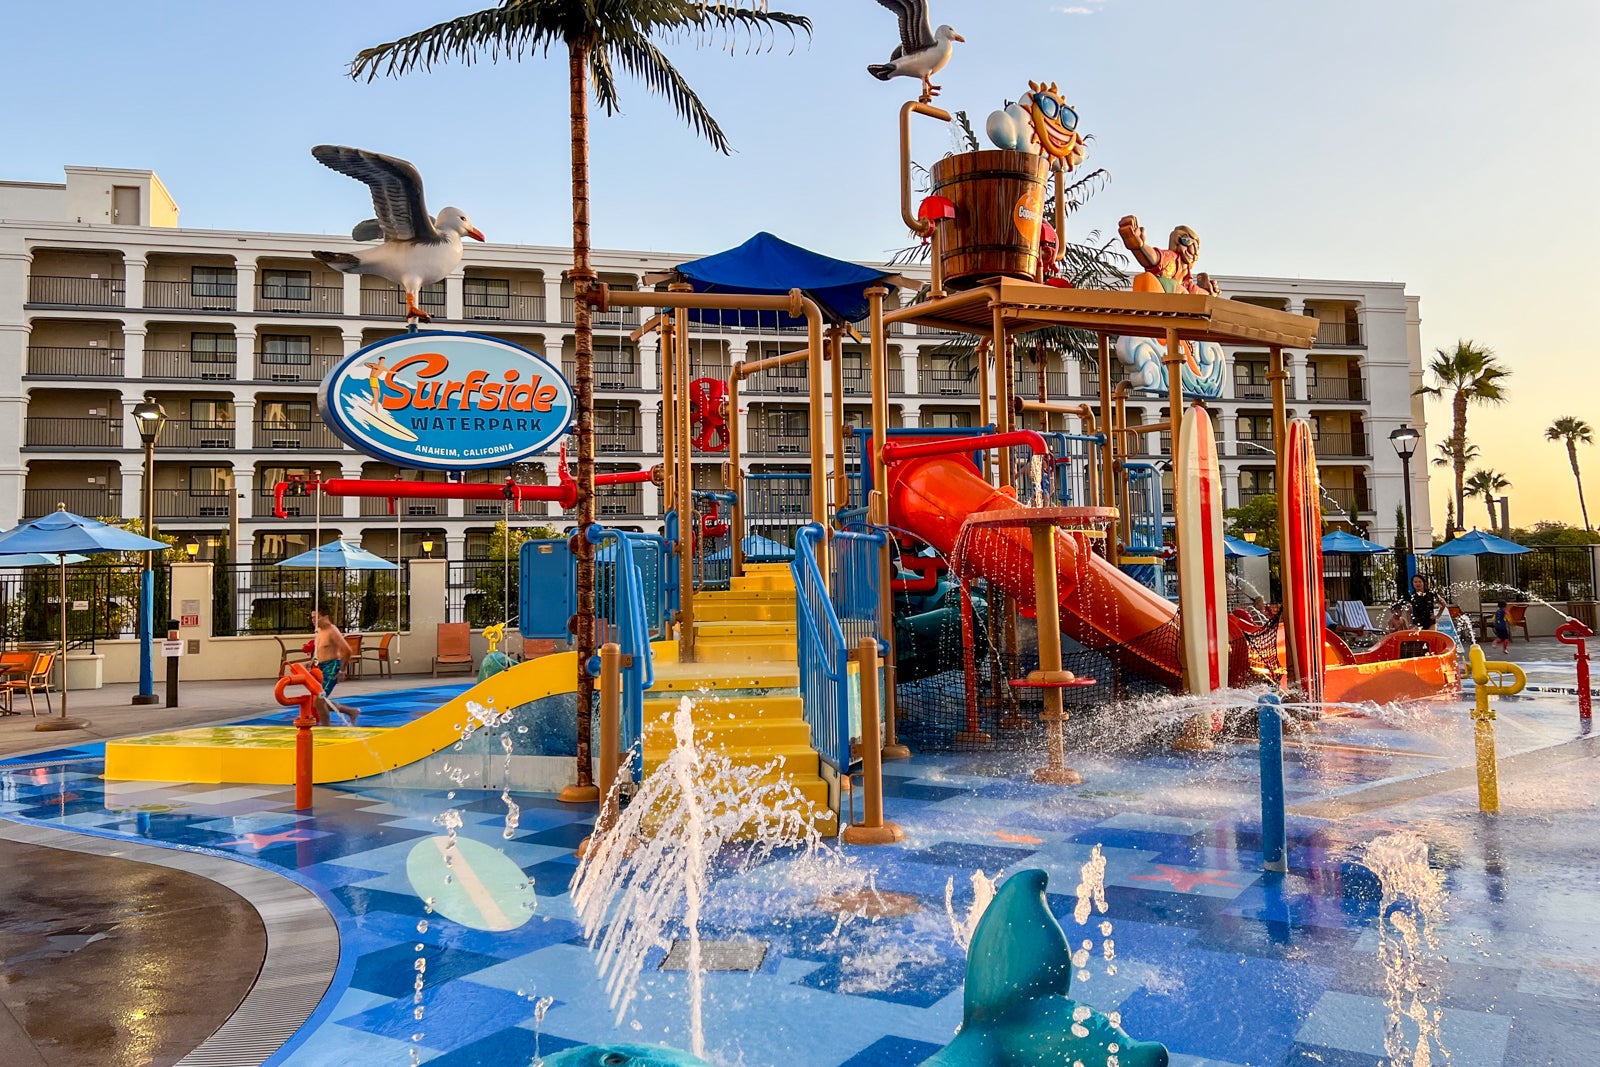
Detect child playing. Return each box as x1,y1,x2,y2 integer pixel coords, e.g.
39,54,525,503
1492,601,1512,653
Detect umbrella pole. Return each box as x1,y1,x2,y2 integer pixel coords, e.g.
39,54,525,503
36,554,88,731
313,476,322,626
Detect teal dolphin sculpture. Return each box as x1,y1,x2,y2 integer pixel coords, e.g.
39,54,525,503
541,869,1167,1067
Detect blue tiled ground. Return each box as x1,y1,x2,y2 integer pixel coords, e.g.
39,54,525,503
0,679,1594,1067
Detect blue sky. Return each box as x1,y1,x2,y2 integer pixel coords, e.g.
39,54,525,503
5,0,1598,528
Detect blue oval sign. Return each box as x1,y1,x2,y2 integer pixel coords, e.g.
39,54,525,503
319,332,573,471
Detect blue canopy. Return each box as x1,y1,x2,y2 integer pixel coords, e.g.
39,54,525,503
673,232,898,328
1321,530,1391,555
276,540,397,570
0,552,89,567
707,535,795,564
1426,529,1531,557
0,509,166,556
1223,535,1271,559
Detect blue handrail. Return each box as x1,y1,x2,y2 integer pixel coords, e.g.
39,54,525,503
587,524,656,777
791,523,886,774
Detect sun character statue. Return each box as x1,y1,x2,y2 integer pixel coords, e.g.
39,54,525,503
986,82,1088,170
1118,215,1220,296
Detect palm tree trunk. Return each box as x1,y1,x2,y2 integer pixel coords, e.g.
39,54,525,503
1570,441,1592,533
569,41,596,794
1452,394,1468,533
1484,494,1496,532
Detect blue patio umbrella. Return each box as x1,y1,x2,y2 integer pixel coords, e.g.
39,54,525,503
1320,530,1391,555
707,535,795,564
276,540,398,570
0,553,90,567
1426,529,1531,557
0,508,166,728
1223,535,1271,559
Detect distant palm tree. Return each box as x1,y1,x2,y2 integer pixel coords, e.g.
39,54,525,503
1545,416,1594,533
1430,437,1478,471
1465,468,1511,532
349,0,809,794
1414,341,1511,523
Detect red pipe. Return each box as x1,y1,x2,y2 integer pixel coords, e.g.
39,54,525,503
595,469,654,486
273,469,582,518
1557,619,1593,725
880,430,1049,465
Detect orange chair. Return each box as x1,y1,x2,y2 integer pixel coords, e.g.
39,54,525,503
1505,604,1530,642
433,622,474,676
0,651,34,715
361,632,396,678
7,651,53,716
344,634,364,679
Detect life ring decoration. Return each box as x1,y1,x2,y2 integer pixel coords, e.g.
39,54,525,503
1113,335,1225,399
689,377,730,453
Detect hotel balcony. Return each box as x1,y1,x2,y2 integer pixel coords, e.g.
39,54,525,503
27,275,127,307
144,348,238,381
152,488,234,520
1312,432,1369,458
24,416,121,450
253,420,346,451
23,486,121,520
747,426,811,457
1305,376,1366,402
561,296,639,329
462,268,548,324
27,345,125,377
255,257,347,315
561,354,643,392
253,350,341,383
154,418,236,451
143,253,238,311
919,366,979,398
1014,368,1072,398
361,281,445,319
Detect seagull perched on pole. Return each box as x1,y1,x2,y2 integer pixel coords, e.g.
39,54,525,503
310,145,485,323
867,0,964,103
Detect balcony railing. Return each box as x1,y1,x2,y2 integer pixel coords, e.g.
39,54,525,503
27,276,125,307
920,367,979,397
361,287,446,318
361,497,444,518
594,485,644,517
25,418,121,449
253,421,346,450
839,366,906,396
254,352,341,383
1234,377,1273,401
561,297,639,328
747,427,811,456
144,349,237,380
153,489,234,519
256,284,344,315
145,279,237,311
1322,486,1371,513
467,497,551,518
155,419,236,450
1311,432,1369,457
596,427,643,454
1014,369,1072,398
562,360,643,391
259,489,307,519
744,369,810,395
23,488,120,520
27,346,125,377
1313,321,1362,347
463,293,546,323
1305,378,1366,402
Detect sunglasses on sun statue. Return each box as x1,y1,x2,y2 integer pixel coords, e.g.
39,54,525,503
1034,93,1079,131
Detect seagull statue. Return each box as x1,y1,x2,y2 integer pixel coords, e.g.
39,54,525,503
310,145,485,323
867,0,964,103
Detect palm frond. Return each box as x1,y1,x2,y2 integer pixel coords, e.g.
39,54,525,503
350,3,559,81
686,6,811,53
609,33,729,151
953,110,981,152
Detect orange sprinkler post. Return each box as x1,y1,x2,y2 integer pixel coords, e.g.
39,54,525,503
275,664,322,811
841,638,904,845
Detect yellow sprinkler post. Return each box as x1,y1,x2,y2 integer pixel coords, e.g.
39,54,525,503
484,623,506,656
1468,645,1527,814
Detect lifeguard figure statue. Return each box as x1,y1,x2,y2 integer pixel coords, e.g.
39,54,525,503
1118,215,1220,296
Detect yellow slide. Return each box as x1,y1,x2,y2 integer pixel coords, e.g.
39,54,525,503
104,650,601,785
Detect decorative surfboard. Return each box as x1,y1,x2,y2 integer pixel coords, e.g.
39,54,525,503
1280,418,1326,703
1175,404,1228,695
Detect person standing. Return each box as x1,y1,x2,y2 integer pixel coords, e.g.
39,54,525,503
1492,601,1513,653
312,608,353,722
1405,574,1442,629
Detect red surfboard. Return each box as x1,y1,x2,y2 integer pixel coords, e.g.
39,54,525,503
1176,405,1227,694
1281,419,1325,703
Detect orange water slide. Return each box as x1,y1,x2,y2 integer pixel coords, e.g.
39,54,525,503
887,455,1182,689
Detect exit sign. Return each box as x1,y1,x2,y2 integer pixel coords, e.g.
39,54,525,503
180,614,200,628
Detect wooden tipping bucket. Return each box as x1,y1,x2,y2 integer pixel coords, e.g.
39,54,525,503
930,149,1051,290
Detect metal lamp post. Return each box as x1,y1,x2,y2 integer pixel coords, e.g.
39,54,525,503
1389,424,1420,586
131,398,167,706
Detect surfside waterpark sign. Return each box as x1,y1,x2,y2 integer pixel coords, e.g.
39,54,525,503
319,332,573,471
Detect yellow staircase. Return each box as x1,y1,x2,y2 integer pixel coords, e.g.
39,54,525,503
640,563,836,835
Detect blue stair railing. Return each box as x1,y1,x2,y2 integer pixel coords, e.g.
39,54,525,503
588,524,656,778
792,522,887,774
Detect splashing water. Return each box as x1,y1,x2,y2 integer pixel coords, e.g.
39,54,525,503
1364,832,1449,1067
570,696,824,1058
944,868,998,948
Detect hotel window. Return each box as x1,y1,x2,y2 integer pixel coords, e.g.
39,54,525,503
260,400,313,428
189,398,231,427
188,466,231,494
189,333,236,363
261,334,312,366
190,266,236,298
923,410,973,429
261,269,311,301
464,277,511,308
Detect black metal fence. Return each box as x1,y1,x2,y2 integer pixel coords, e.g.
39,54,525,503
216,563,404,635
448,559,518,628
1477,546,1595,602
0,564,158,650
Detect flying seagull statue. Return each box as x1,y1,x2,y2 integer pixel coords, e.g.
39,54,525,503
867,0,964,102
310,145,485,323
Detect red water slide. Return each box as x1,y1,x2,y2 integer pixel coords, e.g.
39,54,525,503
886,454,1183,688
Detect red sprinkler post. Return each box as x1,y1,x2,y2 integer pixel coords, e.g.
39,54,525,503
275,664,323,811
1556,619,1593,727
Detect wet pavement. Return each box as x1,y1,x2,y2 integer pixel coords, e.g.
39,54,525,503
0,837,266,1066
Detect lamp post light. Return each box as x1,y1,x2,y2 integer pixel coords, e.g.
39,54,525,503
1389,423,1420,586
185,539,200,560
131,398,167,706
421,537,434,559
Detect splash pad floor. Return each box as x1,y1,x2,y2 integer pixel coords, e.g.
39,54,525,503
0,680,1594,1067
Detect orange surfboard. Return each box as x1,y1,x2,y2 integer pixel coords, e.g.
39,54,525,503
1176,405,1228,694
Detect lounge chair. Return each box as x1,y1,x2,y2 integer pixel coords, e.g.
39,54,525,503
433,622,474,676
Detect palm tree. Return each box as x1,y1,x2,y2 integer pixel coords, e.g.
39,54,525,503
1413,341,1511,524
1430,437,1478,471
350,1,809,795
1464,468,1511,532
1545,416,1594,533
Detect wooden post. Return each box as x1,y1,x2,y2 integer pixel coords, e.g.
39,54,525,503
1097,334,1117,562
829,328,848,513
1269,345,1295,691
868,286,909,760
672,289,695,661
577,641,624,856
841,638,904,844
1030,522,1082,785
727,370,744,579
